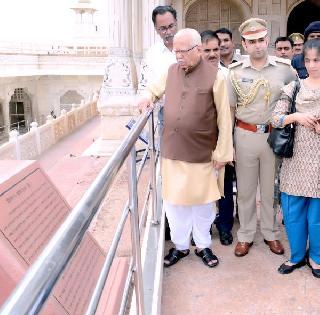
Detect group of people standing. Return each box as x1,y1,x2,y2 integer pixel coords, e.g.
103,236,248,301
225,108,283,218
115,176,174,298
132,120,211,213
138,5,320,278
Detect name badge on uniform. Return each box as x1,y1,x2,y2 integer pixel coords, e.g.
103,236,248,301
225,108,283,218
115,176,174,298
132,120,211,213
241,78,253,83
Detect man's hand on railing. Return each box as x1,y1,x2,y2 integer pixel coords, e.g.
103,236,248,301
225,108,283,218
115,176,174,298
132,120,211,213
138,98,154,113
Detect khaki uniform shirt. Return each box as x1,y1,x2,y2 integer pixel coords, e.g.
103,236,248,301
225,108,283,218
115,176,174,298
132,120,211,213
227,56,297,124
145,70,233,205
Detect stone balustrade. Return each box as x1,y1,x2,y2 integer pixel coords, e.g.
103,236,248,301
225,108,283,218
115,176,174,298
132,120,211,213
0,94,99,160
0,42,108,56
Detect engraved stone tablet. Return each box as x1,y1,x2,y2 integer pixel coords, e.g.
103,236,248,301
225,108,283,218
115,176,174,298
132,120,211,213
0,161,107,314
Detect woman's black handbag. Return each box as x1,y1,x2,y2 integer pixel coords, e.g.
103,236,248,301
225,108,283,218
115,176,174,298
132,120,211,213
267,80,300,158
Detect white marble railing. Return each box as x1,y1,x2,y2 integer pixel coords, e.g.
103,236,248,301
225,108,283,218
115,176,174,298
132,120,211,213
0,95,99,160
0,42,108,56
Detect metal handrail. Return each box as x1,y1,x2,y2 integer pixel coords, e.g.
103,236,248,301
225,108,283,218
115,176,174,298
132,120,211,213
0,109,157,315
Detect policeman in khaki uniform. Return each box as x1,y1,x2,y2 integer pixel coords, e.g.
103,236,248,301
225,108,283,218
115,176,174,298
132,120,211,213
288,33,304,56
227,18,297,257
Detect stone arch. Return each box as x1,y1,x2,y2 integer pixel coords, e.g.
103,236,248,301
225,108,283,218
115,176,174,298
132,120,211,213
287,0,320,36
9,88,32,133
184,0,251,49
60,90,84,112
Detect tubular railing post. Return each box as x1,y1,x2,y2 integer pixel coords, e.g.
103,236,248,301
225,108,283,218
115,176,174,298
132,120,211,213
0,111,150,315
148,112,159,225
128,146,145,315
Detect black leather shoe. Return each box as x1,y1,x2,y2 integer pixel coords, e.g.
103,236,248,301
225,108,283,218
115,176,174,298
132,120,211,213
311,267,320,278
278,260,306,274
219,231,233,246
306,257,320,278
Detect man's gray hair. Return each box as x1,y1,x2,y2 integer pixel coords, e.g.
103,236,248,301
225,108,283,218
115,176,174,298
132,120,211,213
174,28,201,46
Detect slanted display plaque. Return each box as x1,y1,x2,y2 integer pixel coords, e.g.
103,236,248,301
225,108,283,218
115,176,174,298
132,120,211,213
0,161,106,314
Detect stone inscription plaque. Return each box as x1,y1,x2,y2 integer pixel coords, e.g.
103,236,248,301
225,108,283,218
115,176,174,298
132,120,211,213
54,234,105,314
0,161,106,314
0,167,70,265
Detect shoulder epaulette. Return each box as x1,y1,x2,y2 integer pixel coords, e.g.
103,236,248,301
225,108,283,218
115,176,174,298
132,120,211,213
228,60,243,69
274,56,292,66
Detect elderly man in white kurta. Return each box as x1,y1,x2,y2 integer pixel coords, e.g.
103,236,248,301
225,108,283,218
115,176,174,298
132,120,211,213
139,28,233,268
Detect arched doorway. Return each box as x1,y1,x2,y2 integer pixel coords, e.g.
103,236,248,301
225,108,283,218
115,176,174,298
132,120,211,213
287,0,320,36
9,88,32,133
60,90,84,112
185,0,245,49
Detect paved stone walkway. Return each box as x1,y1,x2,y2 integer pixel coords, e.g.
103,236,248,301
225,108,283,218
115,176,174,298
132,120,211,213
162,222,320,315
36,117,320,315
38,116,149,256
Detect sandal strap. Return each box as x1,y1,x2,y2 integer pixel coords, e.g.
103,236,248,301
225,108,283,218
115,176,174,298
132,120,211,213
195,248,219,267
164,248,189,267
201,248,217,261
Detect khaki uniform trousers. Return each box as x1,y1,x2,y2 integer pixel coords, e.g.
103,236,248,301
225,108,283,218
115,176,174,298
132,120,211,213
235,127,280,242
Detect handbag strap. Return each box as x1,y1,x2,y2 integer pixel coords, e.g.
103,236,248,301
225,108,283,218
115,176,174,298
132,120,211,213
289,79,301,114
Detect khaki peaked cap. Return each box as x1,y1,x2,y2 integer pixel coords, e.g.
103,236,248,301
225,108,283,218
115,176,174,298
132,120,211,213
288,33,304,43
239,18,268,40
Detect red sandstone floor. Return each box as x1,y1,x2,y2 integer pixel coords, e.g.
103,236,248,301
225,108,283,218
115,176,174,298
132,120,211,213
38,117,320,315
38,116,149,256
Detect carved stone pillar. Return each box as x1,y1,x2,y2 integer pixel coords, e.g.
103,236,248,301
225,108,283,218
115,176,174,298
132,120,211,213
98,0,138,142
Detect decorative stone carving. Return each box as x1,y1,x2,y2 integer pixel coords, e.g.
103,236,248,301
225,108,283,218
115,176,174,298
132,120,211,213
19,133,38,160
103,58,132,89
39,124,54,153
67,113,76,132
258,0,268,15
76,108,85,126
53,119,66,142
138,59,149,90
287,0,300,12
184,0,252,10
91,102,98,116
185,0,244,47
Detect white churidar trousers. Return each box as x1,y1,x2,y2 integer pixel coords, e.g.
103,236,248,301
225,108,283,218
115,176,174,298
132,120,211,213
164,201,216,250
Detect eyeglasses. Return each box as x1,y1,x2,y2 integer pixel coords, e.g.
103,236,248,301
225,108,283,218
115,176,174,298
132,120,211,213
156,23,177,33
173,45,198,55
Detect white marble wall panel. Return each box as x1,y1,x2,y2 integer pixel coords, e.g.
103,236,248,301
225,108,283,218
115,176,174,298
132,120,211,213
39,124,54,153
18,132,38,160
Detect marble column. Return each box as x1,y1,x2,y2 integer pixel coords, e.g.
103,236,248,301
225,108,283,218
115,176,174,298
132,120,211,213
97,0,138,143
99,0,136,108
132,0,144,92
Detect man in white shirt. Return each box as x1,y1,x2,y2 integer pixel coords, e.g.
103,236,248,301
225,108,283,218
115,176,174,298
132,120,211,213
140,6,178,241
216,27,241,67
141,6,177,89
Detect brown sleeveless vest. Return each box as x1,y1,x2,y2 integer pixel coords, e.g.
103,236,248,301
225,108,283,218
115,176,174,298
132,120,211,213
162,58,218,163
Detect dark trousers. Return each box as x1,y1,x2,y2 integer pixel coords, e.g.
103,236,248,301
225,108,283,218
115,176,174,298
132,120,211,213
215,164,235,233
